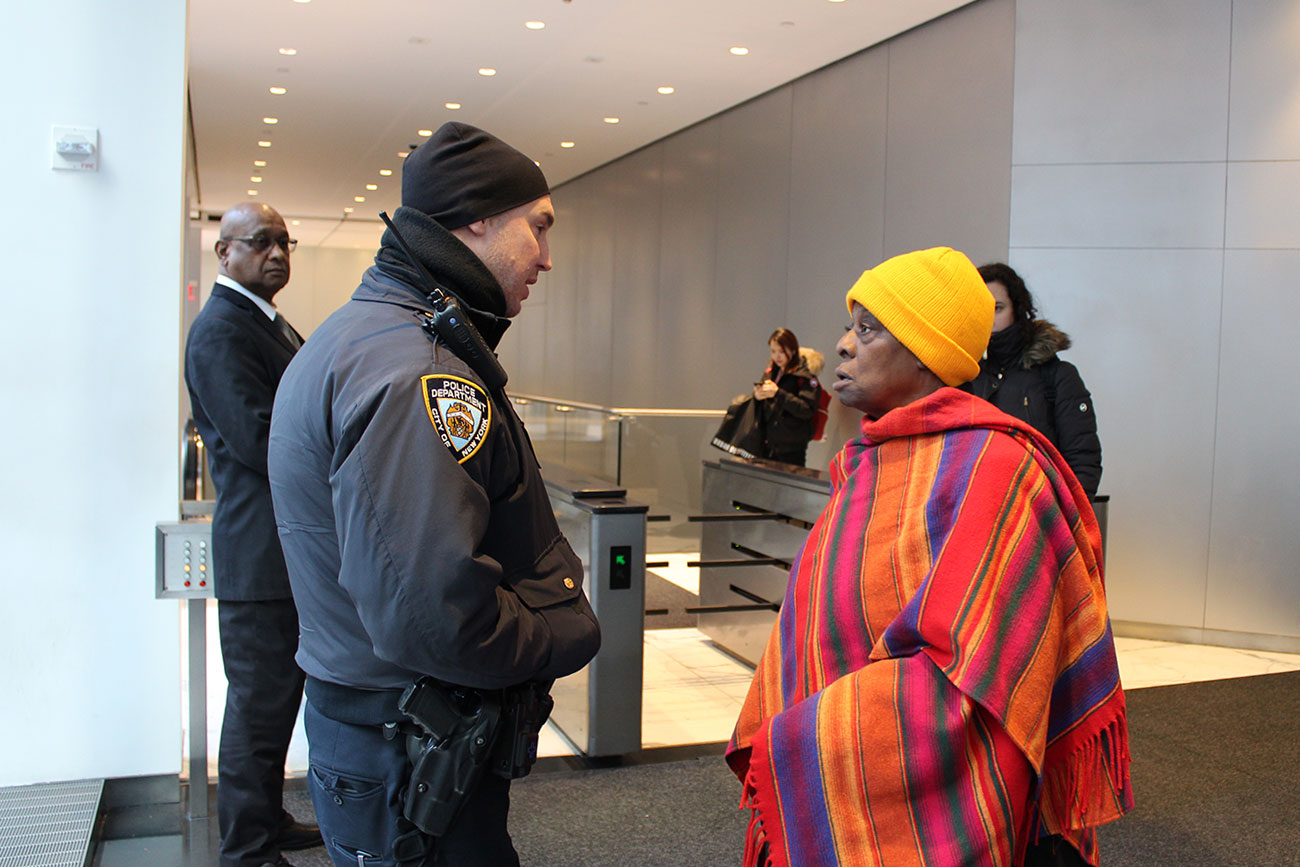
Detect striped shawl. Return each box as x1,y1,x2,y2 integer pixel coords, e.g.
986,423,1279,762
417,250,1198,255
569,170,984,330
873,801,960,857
726,388,1131,866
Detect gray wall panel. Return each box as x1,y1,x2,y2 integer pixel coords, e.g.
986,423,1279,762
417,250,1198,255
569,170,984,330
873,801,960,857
541,176,584,400
1006,248,1222,627
609,146,665,405
657,122,721,409
1206,250,1300,634
1012,0,1231,164
786,47,889,371
1224,161,1300,249
573,174,617,405
1228,0,1300,160
713,88,794,400
884,0,1014,263
1010,163,1228,249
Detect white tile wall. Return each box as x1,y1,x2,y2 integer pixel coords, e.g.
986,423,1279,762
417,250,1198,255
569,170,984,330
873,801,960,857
1227,0,1300,161
1010,163,1227,249
1012,0,1231,164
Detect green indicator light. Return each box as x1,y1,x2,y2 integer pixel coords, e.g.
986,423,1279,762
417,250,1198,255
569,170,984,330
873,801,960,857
615,555,627,565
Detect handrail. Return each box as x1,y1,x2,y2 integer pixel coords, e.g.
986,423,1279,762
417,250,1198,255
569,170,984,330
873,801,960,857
511,392,724,419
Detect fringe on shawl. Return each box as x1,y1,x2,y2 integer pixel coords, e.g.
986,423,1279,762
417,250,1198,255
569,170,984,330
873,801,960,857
1038,715,1133,838
739,746,785,867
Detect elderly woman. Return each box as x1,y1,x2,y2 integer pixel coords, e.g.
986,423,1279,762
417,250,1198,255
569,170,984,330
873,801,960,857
727,248,1131,867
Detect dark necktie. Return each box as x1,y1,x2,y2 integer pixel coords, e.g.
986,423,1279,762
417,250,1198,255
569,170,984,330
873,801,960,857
273,313,302,350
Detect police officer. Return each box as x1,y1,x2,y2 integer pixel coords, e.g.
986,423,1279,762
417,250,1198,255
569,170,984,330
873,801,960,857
268,123,600,866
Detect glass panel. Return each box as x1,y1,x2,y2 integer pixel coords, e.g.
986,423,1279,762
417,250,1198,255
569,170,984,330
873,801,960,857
511,398,622,483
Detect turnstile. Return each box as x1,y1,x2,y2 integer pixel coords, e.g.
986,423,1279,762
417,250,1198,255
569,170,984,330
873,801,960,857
543,464,647,757
696,458,830,666
696,457,1111,666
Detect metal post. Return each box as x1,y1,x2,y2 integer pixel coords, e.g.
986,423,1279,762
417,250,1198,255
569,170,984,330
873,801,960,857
186,598,209,819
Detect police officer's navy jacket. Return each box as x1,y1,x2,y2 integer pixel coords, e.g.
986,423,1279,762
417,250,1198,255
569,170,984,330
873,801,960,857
268,210,600,697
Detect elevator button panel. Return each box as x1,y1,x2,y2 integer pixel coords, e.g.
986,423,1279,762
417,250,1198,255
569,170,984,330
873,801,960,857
156,521,215,599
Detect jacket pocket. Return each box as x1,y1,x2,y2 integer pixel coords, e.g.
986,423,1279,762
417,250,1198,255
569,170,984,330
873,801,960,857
506,534,585,610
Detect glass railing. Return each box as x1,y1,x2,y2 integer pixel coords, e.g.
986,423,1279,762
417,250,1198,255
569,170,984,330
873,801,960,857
510,394,725,513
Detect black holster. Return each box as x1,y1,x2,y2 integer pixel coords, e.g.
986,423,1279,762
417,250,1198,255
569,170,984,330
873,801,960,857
487,679,554,780
399,678,502,837
398,677,555,838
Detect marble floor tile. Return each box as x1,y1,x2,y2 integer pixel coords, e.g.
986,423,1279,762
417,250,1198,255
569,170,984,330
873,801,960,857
647,553,700,594
1114,636,1300,690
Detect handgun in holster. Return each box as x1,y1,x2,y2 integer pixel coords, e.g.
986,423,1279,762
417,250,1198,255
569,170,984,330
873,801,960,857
487,680,555,780
398,677,503,837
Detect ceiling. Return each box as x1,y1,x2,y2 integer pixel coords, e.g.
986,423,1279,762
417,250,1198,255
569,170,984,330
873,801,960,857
189,0,971,248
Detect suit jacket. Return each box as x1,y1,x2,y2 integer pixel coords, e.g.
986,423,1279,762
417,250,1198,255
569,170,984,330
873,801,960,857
185,283,301,600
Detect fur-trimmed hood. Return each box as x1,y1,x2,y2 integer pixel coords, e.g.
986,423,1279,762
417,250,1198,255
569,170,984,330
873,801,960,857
797,346,825,376
1021,320,1072,368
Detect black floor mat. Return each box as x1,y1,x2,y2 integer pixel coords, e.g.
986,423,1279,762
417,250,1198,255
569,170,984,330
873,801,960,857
643,571,698,630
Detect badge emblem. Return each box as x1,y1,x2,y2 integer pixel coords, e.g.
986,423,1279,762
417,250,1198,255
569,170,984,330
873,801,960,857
421,375,491,463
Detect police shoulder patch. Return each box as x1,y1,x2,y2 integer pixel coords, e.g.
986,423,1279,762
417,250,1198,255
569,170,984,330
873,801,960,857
421,375,491,463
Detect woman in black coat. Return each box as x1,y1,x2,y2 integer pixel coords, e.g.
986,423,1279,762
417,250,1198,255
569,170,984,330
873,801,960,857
753,327,824,467
966,263,1103,497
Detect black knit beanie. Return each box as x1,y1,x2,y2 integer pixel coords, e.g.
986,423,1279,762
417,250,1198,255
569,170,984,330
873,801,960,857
401,122,550,229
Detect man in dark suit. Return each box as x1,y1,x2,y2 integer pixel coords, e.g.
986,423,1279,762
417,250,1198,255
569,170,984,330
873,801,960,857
185,202,320,867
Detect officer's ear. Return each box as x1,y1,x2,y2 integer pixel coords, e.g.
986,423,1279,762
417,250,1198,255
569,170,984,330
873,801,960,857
460,219,490,238
214,238,230,262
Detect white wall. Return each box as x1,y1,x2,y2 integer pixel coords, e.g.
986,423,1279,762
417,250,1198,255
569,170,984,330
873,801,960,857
0,3,188,784
1009,0,1300,649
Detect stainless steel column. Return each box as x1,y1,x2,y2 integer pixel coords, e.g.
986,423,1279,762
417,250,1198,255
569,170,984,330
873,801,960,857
543,465,647,757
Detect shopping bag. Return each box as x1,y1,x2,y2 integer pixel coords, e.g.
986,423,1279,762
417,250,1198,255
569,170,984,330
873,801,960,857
711,395,764,459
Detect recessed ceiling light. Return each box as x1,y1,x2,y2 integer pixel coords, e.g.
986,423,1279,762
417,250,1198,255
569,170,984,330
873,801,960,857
657,86,675,95
250,176,263,182
269,86,287,95
398,151,409,158
828,0,847,3
253,160,267,167
258,140,272,148
293,0,310,4
560,141,575,148
417,129,433,137
343,207,354,213
365,184,378,190
291,219,301,226
379,169,393,176
730,46,749,56
279,48,297,55
354,196,366,202
445,102,462,110
603,117,620,124
247,189,259,196
263,117,279,124
525,20,545,29
478,68,497,76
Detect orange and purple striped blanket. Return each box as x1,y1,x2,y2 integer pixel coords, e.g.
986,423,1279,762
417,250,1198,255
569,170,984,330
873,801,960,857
727,388,1131,866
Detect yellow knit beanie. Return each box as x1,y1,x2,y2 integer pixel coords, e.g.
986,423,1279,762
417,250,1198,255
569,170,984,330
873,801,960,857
844,247,993,386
